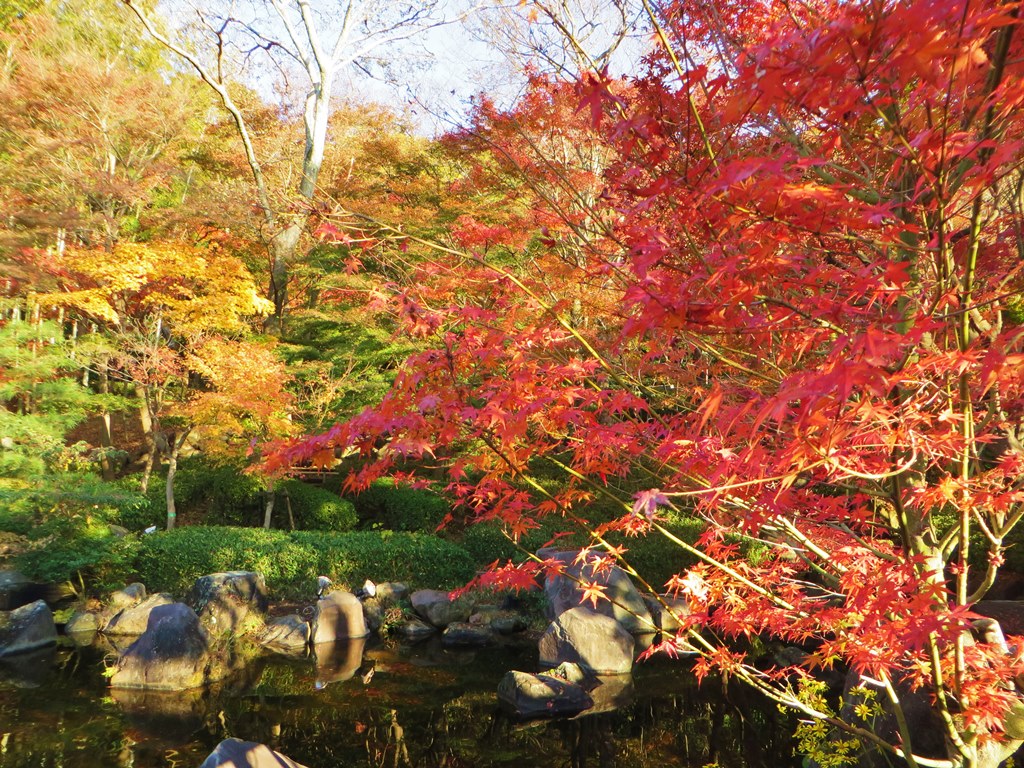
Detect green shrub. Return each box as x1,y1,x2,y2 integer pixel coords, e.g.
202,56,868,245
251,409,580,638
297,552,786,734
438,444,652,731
279,480,358,531
605,519,707,591
145,456,264,526
292,530,477,590
135,526,477,598
136,526,314,597
15,508,141,591
110,476,163,531
348,479,450,532
458,520,588,566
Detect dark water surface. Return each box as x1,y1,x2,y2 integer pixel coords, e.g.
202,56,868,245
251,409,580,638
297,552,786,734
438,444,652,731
0,636,799,768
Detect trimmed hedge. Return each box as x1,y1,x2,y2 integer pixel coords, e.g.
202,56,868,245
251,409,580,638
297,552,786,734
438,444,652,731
135,525,477,598
280,479,358,531
348,479,449,532
458,517,708,592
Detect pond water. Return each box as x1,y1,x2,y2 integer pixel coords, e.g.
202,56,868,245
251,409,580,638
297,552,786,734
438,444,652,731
0,635,799,768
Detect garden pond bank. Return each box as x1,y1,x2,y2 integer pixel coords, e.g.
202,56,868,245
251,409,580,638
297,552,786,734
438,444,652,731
0,633,799,768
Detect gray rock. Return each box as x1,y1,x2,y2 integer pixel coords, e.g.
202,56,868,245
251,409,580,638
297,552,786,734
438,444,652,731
188,572,269,636
64,610,99,635
108,583,147,611
538,606,634,675
258,615,310,654
539,549,654,634
497,670,593,719
104,593,176,635
199,738,310,768
396,617,436,640
109,603,230,690
411,589,474,628
375,582,409,602
489,612,528,634
312,591,368,643
442,622,494,647
0,600,57,657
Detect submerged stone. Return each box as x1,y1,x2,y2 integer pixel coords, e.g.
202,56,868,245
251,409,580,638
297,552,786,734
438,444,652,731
497,670,593,719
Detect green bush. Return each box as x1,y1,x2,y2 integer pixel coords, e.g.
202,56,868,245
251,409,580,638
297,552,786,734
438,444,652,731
110,476,163,531
292,530,477,590
280,480,358,531
458,520,588,566
144,456,264,526
348,479,450,532
605,519,708,591
135,526,310,596
135,526,477,598
17,524,140,591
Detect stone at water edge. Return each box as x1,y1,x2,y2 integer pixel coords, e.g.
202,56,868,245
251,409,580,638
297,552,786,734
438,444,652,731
442,622,494,647
188,571,269,636
258,614,310,654
108,583,147,611
410,589,474,628
103,593,176,635
108,602,230,691
199,738,310,768
312,590,368,643
497,670,594,719
0,600,57,658
396,617,436,640
539,548,655,634
64,609,99,635
538,606,635,675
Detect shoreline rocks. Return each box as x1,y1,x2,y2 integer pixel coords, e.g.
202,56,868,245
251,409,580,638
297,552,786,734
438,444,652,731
538,606,635,676
0,600,57,657
109,603,233,691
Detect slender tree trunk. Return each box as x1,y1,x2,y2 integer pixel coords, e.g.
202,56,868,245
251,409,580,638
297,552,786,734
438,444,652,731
268,223,304,323
164,429,191,531
262,483,275,530
137,387,156,494
98,356,115,480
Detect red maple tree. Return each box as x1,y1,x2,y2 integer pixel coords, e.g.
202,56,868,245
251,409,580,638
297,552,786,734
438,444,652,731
273,0,1024,764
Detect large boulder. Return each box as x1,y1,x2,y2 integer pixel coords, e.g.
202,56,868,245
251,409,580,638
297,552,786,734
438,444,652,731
411,589,474,628
258,615,310,655
0,600,57,657
540,549,654,634
104,593,176,635
497,670,594,719
188,571,269,636
538,606,635,675
312,591,368,643
199,738,310,768
109,603,230,690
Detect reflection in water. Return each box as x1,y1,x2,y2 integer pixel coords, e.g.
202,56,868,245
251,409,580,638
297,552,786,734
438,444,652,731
0,637,799,768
